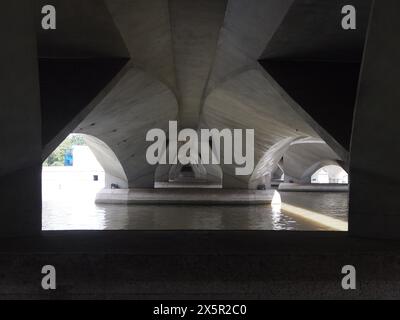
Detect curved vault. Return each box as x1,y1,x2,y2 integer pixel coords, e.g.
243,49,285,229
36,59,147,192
75,67,179,188
282,138,344,184
81,134,128,189
42,0,359,190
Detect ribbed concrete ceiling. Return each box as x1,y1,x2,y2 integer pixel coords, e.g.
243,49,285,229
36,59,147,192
260,0,373,152
40,0,371,189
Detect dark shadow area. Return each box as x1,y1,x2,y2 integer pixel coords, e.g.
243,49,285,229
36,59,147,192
260,61,361,149
39,58,128,148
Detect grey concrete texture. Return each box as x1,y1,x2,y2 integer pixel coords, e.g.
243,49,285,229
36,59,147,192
36,0,129,59
349,0,400,239
154,155,223,187
76,67,178,188
36,0,131,154
1,0,399,248
169,0,227,128
283,138,343,184
0,1,42,236
41,0,352,190
0,1,393,299
0,2,41,178
262,0,372,61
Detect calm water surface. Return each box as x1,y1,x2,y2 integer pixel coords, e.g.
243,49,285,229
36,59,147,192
42,188,331,231
42,170,348,231
280,192,348,222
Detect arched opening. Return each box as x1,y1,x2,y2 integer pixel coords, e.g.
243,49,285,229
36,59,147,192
311,165,348,184
275,140,349,231
42,133,127,230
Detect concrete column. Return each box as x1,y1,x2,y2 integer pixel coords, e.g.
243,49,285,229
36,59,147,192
0,1,42,236
349,0,400,238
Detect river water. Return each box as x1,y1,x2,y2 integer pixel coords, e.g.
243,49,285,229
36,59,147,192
42,187,348,231
42,167,348,230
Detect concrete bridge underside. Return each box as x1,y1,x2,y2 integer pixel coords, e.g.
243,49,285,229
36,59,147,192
37,0,373,191
2,0,400,299
1,0,400,240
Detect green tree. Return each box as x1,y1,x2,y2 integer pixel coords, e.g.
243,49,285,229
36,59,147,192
43,134,86,166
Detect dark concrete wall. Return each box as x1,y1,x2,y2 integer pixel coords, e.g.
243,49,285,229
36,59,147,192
262,0,372,62
0,1,42,237
39,58,128,153
261,60,361,150
349,0,400,238
35,0,130,156
35,0,129,59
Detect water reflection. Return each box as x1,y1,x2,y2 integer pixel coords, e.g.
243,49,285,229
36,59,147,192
42,170,335,231
42,190,318,231
280,192,348,222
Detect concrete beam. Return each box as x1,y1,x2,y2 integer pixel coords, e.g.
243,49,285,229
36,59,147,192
169,0,227,128
105,0,177,91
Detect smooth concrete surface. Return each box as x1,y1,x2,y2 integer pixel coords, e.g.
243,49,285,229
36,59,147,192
2,2,400,301
76,67,179,188
95,188,274,205
260,0,373,151
261,0,372,62
1,232,400,299
279,183,348,192
169,0,227,128
0,2,42,237
282,138,344,184
37,0,130,154
349,0,400,239
30,0,352,190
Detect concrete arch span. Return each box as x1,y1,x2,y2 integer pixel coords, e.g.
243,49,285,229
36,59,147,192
303,160,346,184
75,67,179,188
311,163,348,184
249,136,304,189
80,134,128,189
282,138,343,184
201,68,318,189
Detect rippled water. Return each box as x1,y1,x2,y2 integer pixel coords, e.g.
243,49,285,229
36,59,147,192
42,187,326,231
280,192,348,222
42,170,346,231
42,196,319,231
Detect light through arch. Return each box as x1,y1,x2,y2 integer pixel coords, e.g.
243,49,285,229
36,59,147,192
311,165,348,184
